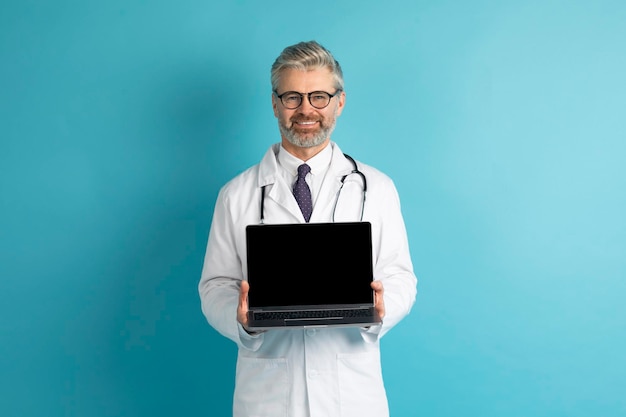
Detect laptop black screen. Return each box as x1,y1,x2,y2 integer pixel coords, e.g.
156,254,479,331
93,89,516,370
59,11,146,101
246,222,374,308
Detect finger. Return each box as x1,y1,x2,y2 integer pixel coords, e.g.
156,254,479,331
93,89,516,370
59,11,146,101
371,281,385,319
371,280,384,293
240,280,250,298
238,280,250,325
238,281,248,311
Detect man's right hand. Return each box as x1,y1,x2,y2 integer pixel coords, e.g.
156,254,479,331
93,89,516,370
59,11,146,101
238,281,265,335
237,280,250,328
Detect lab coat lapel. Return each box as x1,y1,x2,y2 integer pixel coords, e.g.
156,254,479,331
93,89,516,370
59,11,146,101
257,144,305,222
266,181,302,220
309,143,354,223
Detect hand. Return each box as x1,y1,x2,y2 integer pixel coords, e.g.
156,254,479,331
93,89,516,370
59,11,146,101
237,280,250,328
371,280,385,320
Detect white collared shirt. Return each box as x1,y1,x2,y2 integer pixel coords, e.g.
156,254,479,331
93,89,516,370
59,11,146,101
276,143,332,209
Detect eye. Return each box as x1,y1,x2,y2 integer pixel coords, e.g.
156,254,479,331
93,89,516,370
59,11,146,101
283,94,300,103
311,92,329,101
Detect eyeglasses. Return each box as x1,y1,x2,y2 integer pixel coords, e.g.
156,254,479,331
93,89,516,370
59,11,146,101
274,90,342,110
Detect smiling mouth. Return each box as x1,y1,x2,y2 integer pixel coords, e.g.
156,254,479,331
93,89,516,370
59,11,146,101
293,120,319,127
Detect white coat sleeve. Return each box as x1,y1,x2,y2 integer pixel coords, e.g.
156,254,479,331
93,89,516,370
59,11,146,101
362,176,417,341
198,186,263,351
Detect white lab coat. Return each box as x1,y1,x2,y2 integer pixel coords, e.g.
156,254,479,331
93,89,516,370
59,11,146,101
199,142,417,417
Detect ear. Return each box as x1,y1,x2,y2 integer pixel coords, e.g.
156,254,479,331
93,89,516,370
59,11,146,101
335,90,346,117
272,93,279,118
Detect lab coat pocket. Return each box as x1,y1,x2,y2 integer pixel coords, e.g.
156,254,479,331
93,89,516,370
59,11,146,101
337,351,388,417
233,357,289,417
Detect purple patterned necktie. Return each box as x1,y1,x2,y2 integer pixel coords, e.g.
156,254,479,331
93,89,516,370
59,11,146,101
293,164,312,222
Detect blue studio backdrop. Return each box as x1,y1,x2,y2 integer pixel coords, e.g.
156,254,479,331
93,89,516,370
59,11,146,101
1,1,625,416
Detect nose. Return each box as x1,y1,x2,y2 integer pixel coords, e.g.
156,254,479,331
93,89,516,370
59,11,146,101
296,95,316,114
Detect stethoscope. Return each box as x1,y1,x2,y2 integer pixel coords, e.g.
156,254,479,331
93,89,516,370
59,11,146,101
260,153,367,224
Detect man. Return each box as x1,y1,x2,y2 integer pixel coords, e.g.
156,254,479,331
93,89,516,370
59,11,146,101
199,41,417,417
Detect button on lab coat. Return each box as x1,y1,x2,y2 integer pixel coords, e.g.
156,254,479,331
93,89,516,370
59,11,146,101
199,142,417,417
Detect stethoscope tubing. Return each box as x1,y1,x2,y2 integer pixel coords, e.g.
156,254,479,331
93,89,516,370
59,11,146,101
260,153,366,224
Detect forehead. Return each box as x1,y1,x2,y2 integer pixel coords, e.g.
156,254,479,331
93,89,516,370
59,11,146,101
276,67,335,93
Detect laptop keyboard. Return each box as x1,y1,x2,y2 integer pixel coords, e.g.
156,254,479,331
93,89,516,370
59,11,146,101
253,308,373,321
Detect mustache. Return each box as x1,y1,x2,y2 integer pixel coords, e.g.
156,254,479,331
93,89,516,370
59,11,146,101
290,115,322,123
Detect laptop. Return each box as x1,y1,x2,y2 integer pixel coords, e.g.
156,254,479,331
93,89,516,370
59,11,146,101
245,221,381,330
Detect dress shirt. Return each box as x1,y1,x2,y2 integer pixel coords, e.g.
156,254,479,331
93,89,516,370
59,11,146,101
276,143,332,209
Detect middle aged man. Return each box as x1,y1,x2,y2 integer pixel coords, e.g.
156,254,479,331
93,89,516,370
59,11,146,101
199,40,417,417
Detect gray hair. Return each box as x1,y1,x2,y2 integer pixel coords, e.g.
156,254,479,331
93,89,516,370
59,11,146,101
271,41,344,92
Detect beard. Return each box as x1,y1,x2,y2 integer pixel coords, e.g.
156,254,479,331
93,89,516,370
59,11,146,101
278,113,338,148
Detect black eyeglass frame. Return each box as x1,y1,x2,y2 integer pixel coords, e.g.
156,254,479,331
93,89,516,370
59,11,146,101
274,89,343,109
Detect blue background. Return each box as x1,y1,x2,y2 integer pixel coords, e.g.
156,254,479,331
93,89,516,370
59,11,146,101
1,1,625,416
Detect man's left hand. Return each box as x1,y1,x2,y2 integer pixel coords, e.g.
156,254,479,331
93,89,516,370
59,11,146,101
371,281,385,320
